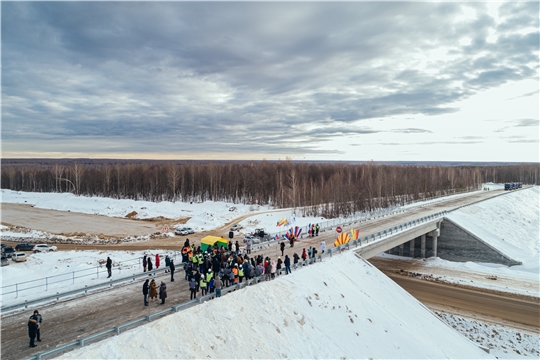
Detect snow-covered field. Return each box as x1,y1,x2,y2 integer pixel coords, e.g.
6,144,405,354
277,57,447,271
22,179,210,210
2,185,539,358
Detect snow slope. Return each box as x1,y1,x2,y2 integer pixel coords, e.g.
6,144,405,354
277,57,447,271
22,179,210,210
446,186,540,272
59,252,492,360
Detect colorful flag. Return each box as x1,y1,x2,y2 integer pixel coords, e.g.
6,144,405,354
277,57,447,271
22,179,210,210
334,233,351,247
351,229,360,240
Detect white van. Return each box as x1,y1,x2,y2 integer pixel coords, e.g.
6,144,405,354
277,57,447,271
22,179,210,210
12,252,28,262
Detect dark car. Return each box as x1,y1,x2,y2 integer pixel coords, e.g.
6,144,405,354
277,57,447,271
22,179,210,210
3,246,15,258
15,243,36,251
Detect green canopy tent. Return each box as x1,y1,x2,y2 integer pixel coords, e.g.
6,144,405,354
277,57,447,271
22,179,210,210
200,236,229,251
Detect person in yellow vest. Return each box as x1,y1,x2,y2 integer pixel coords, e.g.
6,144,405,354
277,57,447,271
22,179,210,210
238,263,245,283
199,277,208,295
206,269,213,283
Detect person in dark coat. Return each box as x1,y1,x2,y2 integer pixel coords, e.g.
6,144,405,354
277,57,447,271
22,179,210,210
142,279,149,306
34,310,43,342
148,257,153,271
169,259,175,282
234,241,240,253
159,281,167,304
293,253,300,265
28,311,38,347
143,255,147,272
284,255,291,274
189,278,197,299
106,257,112,278
276,257,283,276
280,241,285,256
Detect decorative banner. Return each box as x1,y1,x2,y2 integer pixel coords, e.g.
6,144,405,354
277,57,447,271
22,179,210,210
334,232,350,247
274,234,279,241
284,226,302,240
350,229,360,240
336,226,342,233
307,223,312,234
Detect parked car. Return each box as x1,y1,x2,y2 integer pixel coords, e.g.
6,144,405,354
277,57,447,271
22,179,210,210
230,224,242,231
1,255,9,266
15,243,36,251
12,252,28,262
3,246,15,258
33,244,58,253
175,227,195,236
243,235,261,244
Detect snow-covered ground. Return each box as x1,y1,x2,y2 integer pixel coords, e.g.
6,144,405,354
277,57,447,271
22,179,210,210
59,252,493,360
2,185,539,358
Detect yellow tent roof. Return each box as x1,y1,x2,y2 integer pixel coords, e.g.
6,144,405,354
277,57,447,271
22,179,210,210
201,236,228,246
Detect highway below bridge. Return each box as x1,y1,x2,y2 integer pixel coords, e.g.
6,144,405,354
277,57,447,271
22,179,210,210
2,189,538,359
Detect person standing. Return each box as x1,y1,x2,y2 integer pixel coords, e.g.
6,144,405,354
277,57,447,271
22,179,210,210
143,255,147,272
149,279,158,301
316,224,320,236
284,255,291,275
214,276,223,297
155,253,160,269
189,278,197,299
142,279,149,306
169,259,175,282
28,311,38,348
34,310,43,342
280,241,285,256
302,248,307,262
320,240,326,254
276,257,283,276
293,252,300,265
148,257,153,272
159,281,167,304
106,256,112,278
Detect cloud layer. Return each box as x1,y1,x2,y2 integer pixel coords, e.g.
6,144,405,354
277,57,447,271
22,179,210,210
2,2,538,160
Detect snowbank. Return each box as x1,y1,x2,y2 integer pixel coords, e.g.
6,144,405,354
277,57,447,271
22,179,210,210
446,186,540,272
59,252,492,359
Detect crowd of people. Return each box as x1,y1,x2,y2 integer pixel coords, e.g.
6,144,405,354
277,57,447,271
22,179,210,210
141,237,327,305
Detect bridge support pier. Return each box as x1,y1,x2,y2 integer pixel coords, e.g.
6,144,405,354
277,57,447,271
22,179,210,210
399,244,404,256
409,239,415,258
421,234,426,258
433,233,438,258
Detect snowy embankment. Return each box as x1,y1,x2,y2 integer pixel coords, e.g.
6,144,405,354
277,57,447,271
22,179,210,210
446,186,540,273
59,252,492,360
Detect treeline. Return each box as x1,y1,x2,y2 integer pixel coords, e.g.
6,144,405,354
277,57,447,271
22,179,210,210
1,161,538,218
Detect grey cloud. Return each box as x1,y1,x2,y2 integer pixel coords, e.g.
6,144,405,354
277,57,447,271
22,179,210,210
2,2,538,157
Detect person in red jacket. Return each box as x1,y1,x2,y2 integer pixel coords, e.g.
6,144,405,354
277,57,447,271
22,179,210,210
155,254,160,269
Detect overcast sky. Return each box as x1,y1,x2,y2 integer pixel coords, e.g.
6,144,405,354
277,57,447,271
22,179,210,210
2,1,538,162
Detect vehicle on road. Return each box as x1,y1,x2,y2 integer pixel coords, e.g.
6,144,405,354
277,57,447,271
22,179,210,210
33,244,58,252
252,228,272,242
3,246,15,258
175,227,195,236
174,226,195,236
1,255,9,266
12,252,28,262
243,235,261,244
230,224,242,231
15,243,36,251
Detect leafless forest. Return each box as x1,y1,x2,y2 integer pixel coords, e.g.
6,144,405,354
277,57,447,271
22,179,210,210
1,160,538,217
